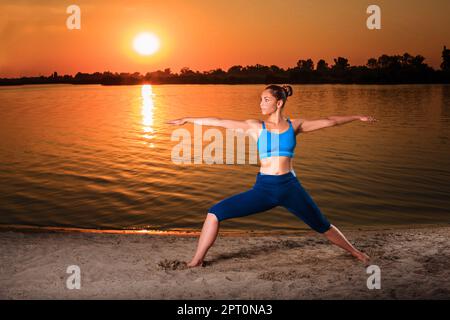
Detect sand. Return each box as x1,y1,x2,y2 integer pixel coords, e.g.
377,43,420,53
0,225,449,299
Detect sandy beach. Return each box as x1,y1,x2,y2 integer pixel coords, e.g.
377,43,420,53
0,224,449,300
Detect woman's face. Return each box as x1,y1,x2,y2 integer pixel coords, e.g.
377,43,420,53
260,90,282,115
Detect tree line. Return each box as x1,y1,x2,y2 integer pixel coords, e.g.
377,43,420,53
1,46,449,86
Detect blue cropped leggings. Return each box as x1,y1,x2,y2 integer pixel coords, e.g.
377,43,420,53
208,171,332,233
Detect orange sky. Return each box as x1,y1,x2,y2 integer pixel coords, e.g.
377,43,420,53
1,0,449,77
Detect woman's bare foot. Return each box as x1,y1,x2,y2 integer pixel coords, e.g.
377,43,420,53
352,251,370,264
186,259,204,268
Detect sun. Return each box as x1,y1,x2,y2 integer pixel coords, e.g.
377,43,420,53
133,32,160,56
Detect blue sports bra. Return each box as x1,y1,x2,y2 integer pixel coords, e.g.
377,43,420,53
257,117,297,159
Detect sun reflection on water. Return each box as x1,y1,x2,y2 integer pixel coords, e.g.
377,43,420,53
141,84,155,148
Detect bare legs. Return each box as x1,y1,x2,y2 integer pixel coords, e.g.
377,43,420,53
186,213,220,267
323,224,370,264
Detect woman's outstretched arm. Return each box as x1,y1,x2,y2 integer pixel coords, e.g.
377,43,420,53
327,115,377,125
166,117,261,130
292,115,377,133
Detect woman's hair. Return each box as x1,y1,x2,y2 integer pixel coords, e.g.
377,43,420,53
264,84,293,107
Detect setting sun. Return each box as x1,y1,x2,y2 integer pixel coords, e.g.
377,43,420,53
133,32,160,56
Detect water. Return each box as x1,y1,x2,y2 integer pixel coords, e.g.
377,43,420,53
0,84,449,234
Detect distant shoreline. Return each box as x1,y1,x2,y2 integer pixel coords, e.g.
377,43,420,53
1,82,450,87
2,48,450,86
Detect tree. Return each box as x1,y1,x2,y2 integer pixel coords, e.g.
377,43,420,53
401,53,413,66
316,59,329,72
377,54,401,69
269,65,282,73
206,68,226,76
441,45,450,71
332,57,349,70
227,65,242,74
296,59,314,71
180,67,194,75
411,55,426,68
367,58,378,69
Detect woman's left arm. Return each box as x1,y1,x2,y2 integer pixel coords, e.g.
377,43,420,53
293,115,377,133
327,115,377,125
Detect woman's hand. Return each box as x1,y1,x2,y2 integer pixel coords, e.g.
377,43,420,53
166,118,187,125
359,115,377,122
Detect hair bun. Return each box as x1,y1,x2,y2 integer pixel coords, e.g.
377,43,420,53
282,85,293,97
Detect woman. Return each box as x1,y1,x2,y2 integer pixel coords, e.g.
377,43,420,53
167,84,376,267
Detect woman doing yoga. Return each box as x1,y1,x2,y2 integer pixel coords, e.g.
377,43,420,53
167,84,377,267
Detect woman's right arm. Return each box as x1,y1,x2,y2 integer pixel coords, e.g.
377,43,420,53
167,117,260,130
